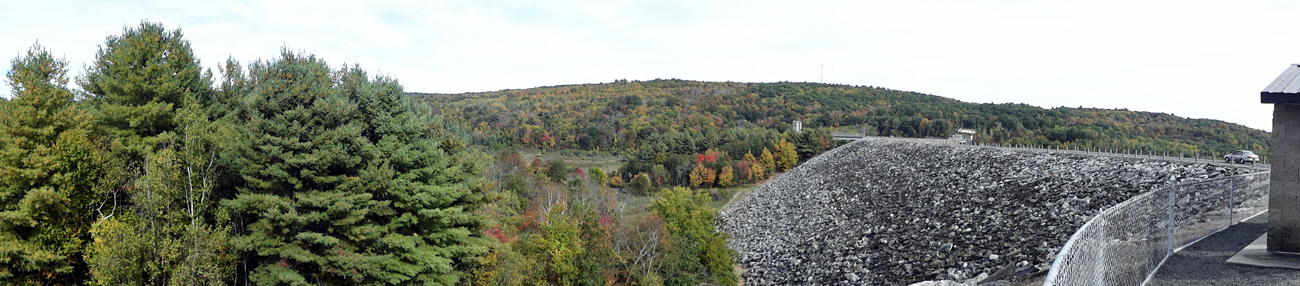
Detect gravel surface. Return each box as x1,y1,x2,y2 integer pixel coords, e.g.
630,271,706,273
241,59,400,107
718,138,1255,286
1147,214,1300,286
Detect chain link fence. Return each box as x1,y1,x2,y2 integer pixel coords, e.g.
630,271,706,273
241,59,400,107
1043,171,1270,286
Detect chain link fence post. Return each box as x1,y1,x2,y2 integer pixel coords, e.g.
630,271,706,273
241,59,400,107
1229,177,1236,226
1167,176,1177,259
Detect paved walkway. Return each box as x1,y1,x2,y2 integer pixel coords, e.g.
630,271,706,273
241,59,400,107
1147,214,1300,285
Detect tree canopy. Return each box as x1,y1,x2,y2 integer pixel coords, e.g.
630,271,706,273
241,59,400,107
0,21,493,286
219,50,489,285
0,43,102,285
415,79,1271,166
80,21,212,161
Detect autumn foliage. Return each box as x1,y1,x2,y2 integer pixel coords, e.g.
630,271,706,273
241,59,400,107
469,153,738,285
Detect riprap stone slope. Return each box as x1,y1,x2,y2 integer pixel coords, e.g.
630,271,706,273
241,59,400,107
717,139,1252,285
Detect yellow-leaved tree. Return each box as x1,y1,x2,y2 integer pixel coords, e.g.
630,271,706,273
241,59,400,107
759,147,775,175
774,138,798,172
718,166,735,187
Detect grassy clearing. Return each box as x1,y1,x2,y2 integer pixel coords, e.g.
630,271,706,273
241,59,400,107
616,178,767,221
514,148,625,174
615,191,658,220
617,171,779,218
714,174,777,210
609,181,760,219
715,186,755,211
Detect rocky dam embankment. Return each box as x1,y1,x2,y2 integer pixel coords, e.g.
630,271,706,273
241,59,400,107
717,139,1255,285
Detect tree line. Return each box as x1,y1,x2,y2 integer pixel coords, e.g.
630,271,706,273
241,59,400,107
1,22,488,285
414,79,1272,171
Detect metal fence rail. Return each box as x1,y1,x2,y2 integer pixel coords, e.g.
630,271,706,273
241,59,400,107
860,136,1270,168
1042,171,1270,286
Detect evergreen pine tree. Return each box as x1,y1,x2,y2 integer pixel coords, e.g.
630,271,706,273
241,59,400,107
221,50,488,285
77,22,231,285
78,21,213,161
0,43,102,285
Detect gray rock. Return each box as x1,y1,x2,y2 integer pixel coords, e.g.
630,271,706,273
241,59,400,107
964,272,989,285
908,280,968,286
984,263,1016,282
978,280,1011,286
717,138,1254,285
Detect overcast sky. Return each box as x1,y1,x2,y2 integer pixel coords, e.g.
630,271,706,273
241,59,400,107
3,0,1297,131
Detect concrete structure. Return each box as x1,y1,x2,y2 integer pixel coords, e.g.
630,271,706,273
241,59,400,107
1227,235,1300,270
1263,63,1300,253
1225,64,1300,269
792,120,803,134
831,132,865,141
949,128,976,143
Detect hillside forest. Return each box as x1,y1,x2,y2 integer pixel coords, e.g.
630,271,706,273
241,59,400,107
416,80,1271,189
0,20,1274,286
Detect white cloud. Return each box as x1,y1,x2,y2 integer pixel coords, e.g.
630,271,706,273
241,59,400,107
2,0,1294,131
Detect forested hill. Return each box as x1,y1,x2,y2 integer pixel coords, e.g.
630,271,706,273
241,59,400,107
411,79,1270,158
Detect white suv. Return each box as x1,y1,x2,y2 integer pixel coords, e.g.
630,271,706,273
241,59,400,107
1224,150,1260,164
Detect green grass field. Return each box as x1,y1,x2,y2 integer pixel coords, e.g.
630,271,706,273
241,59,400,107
512,148,625,175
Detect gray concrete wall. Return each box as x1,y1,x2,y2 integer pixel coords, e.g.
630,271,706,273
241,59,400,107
1269,104,1300,252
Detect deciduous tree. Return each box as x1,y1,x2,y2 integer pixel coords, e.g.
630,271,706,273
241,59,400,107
717,166,734,188
650,187,737,286
703,167,717,187
629,173,651,196
588,168,607,188
608,176,623,188
774,138,798,172
688,164,706,187
749,163,765,181
759,148,775,175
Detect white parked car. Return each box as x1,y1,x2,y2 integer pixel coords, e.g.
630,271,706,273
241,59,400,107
1224,150,1260,164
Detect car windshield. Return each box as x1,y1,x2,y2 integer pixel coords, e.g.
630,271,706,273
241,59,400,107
1244,151,1256,155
